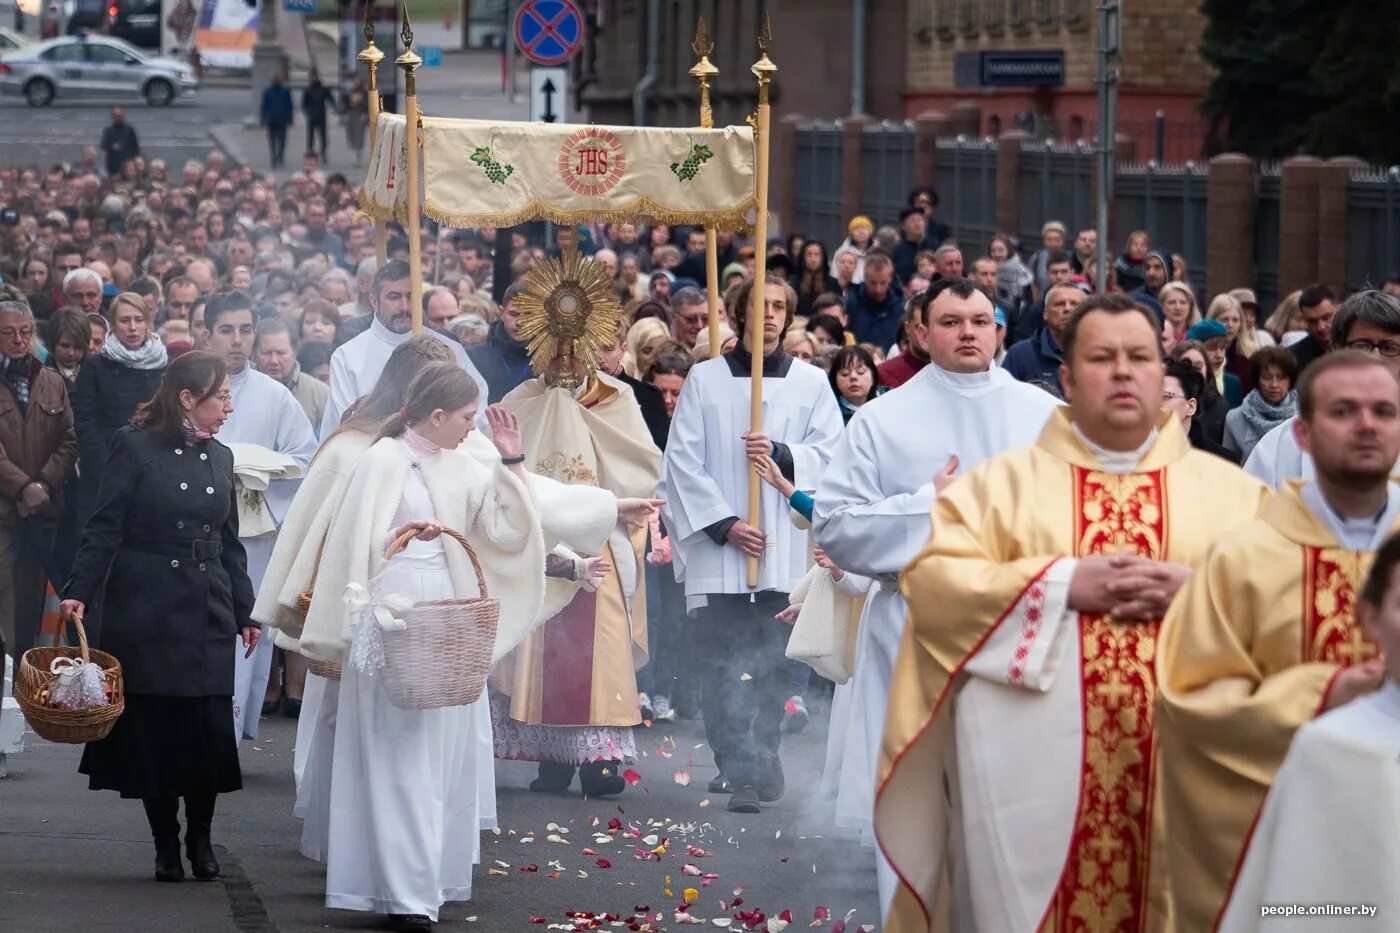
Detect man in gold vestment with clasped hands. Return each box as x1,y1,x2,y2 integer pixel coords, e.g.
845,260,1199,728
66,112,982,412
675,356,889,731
875,294,1269,933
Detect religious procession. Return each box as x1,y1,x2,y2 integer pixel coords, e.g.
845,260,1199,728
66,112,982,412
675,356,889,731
3,1,1400,932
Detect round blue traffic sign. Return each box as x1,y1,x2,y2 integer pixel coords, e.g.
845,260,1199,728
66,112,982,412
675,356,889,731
514,0,585,67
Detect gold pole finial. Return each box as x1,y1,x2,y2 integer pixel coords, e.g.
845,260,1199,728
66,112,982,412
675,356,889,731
358,1,385,76
362,0,374,46
751,11,777,102
691,15,714,59
400,2,414,50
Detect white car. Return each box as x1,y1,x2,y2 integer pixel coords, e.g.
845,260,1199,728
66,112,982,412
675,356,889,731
0,34,197,106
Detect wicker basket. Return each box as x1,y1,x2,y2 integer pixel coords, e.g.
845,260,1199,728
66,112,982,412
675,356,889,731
377,527,498,711
295,591,343,682
16,612,125,744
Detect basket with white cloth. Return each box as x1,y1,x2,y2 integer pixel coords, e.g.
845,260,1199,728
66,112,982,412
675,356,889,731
348,527,498,710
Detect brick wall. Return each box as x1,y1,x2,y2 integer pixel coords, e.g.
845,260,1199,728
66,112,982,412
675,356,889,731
906,0,1210,96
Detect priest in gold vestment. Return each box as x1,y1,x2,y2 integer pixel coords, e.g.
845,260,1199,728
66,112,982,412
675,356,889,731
1157,350,1400,931
488,257,663,798
875,295,1269,933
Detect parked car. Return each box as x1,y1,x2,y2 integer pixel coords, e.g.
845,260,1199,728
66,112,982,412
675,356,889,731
0,27,30,52
0,34,197,106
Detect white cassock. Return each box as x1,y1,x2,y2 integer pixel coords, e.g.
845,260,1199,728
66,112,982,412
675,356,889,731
812,364,1060,882
1242,416,1313,488
663,354,844,604
1219,680,1400,932
225,366,318,741
320,317,488,435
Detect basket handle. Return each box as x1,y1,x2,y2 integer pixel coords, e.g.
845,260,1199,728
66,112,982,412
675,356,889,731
383,526,490,599
59,608,92,664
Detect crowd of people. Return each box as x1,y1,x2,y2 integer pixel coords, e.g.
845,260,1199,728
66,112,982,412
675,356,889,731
1,147,1399,933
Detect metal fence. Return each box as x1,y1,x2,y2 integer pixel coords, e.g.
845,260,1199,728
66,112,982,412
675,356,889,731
1347,166,1400,293
789,122,1400,305
792,121,844,252
1115,162,1209,295
860,121,916,244
934,135,1000,252
1015,139,1095,253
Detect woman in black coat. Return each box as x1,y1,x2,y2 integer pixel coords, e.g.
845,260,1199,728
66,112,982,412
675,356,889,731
61,351,258,884
69,293,168,523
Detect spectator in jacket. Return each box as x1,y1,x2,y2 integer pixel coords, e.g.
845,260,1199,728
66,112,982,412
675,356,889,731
1002,281,1085,398
253,318,327,433
98,107,140,177
71,293,169,524
301,70,333,164
0,298,77,657
842,253,903,352
260,74,294,170
907,186,952,248
890,208,927,284
63,267,104,316
465,282,532,403
1289,283,1338,374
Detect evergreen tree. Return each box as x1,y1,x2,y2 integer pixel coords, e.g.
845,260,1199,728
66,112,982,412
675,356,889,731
1198,0,1400,163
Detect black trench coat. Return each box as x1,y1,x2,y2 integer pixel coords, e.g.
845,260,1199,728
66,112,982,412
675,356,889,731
63,424,254,698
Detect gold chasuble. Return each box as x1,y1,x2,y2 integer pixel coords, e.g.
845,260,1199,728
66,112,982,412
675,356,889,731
875,411,1268,933
1156,480,1397,931
492,373,662,729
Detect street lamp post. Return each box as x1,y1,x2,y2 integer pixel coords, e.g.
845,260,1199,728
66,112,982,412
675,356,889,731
1094,0,1121,295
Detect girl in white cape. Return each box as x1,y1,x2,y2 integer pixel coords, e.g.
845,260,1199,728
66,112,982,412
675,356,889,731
252,335,457,862
299,361,547,932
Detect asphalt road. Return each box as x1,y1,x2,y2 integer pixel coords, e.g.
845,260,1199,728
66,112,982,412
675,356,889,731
0,84,252,171
0,705,881,931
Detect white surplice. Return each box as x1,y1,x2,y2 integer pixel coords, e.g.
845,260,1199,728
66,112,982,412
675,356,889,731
662,353,844,603
1219,680,1400,933
320,317,489,436
1242,416,1313,489
224,366,318,741
813,363,1061,847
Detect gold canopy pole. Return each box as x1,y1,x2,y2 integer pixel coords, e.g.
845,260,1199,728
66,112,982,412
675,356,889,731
745,15,775,589
396,6,424,334
689,17,722,359
358,1,387,266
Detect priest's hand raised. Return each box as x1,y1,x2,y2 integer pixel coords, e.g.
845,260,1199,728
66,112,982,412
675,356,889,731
1322,657,1385,712
618,497,665,529
726,520,767,559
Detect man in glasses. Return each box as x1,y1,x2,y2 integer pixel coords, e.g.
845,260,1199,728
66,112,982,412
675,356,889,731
1246,289,1400,487
668,286,709,350
0,297,77,660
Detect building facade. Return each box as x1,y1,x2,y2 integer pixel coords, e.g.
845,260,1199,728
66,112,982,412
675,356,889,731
903,0,1211,161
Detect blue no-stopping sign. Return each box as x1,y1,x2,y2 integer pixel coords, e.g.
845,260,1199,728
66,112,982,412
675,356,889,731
513,0,584,66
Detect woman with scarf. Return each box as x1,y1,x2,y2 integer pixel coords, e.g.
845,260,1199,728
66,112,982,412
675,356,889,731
60,351,258,884
45,308,95,578
838,215,874,285
1223,346,1299,463
71,292,168,525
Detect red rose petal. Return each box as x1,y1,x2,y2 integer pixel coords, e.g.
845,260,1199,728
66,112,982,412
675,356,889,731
623,768,643,786
596,858,612,868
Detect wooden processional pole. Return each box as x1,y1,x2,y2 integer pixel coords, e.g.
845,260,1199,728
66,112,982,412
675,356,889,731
396,5,424,334
359,1,388,266
689,17,722,359
745,15,776,589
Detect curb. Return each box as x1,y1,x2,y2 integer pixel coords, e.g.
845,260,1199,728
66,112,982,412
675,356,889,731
208,123,251,169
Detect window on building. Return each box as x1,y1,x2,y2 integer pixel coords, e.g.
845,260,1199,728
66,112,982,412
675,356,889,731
1035,0,1056,25
985,0,1004,33
1009,0,1029,29
958,0,976,35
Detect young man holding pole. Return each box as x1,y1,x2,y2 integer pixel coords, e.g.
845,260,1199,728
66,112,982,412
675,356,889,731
662,274,844,813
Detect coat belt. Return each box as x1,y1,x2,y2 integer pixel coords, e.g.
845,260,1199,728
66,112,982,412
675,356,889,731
128,538,223,561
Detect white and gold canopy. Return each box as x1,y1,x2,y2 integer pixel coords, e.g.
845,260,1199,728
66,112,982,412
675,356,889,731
360,113,758,231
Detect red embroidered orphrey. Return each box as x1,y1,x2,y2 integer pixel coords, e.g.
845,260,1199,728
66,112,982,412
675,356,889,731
558,127,627,197
1007,577,1049,685
1044,467,1167,933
